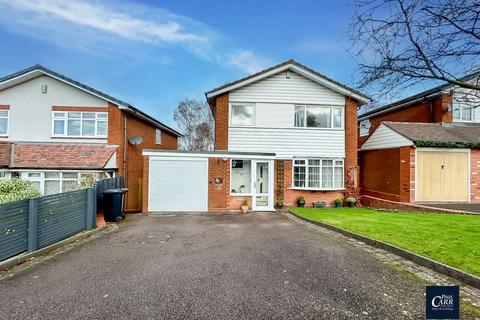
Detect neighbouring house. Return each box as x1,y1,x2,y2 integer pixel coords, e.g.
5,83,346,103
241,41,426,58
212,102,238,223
142,60,370,212
358,74,480,204
0,65,181,212
358,71,480,146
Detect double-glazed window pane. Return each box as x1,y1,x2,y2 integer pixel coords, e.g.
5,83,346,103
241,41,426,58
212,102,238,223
231,159,252,193
44,180,60,195
294,166,306,188
0,111,8,135
307,106,330,128
294,106,305,127
231,105,253,126
53,112,108,137
294,106,342,128
462,107,473,121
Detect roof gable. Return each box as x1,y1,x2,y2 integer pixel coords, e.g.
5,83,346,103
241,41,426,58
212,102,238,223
205,59,370,104
0,65,182,137
360,123,413,150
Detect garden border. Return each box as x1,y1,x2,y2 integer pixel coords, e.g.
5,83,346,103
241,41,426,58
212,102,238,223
287,210,480,290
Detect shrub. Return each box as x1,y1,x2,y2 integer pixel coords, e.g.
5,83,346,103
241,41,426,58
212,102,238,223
0,179,40,204
333,198,343,205
346,197,356,204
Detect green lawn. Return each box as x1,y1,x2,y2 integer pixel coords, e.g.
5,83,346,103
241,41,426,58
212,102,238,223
291,208,480,277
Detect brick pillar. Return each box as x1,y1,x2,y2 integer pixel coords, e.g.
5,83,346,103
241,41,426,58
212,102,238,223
345,97,360,199
214,93,229,151
142,156,149,212
107,103,125,176
441,94,453,123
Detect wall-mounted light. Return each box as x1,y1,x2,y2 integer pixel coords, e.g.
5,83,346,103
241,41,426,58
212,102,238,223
41,84,48,93
286,71,290,79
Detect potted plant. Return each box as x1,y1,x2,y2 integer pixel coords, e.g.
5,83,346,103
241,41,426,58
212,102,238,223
346,197,356,208
276,199,284,209
313,201,326,208
241,199,249,214
333,198,343,208
297,196,305,207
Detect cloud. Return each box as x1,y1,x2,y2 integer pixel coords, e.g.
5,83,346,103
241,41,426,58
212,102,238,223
0,0,270,73
222,50,272,74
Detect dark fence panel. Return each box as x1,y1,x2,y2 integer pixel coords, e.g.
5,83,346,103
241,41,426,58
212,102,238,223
0,200,29,261
37,189,88,248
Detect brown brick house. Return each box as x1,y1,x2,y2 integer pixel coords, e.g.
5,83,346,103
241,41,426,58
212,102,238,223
142,60,370,212
0,65,181,212
358,73,480,204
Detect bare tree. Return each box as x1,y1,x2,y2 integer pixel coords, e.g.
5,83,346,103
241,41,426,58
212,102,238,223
350,0,480,103
174,99,214,151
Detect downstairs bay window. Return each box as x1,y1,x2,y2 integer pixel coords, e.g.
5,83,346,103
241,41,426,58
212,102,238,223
293,159,344,189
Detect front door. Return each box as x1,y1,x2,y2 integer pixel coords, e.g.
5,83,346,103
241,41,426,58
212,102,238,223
252,160,274,211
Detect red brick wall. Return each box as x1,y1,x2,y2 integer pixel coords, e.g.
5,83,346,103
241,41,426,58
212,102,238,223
359,93,454,146
108,103,179,212
470,149,480,203
359,146,414,203
208,157,229,210
214,93,229,151
345,97,360,199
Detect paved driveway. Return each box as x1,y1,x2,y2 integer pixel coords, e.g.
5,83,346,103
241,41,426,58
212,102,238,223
0,213,442,319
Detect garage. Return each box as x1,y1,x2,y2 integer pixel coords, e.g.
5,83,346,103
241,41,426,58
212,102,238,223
148,156,208,212
416,150,469,202
360,122,478,204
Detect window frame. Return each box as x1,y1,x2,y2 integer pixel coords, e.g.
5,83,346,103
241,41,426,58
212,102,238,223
230,103,255,127
51,111,108,138
292,158,344,190
155,128,162,145
0,110,9,137
294,105,344,130
453,100,474,122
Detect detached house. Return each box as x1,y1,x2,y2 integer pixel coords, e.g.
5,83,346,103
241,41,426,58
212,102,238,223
358,73,480,204
0,65,181,212
142,60,370,212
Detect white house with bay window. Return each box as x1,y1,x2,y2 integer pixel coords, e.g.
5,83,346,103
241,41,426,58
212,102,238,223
143,60,369,212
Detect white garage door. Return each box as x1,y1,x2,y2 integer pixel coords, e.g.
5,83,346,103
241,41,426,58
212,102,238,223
149,157,208,212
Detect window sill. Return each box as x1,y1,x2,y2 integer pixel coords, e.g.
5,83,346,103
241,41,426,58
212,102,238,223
288,187,345,191
51,136,108,139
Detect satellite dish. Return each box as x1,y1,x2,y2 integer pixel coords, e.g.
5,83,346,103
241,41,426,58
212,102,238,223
128,136,143,145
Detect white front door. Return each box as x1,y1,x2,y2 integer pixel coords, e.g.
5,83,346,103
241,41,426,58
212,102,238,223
252,160,274,211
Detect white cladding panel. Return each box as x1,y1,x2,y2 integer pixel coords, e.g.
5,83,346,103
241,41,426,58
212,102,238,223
148,157,208,212
255,103,295,128
229,127,345,158
229,70,345,105
360,125,413,150
0,75,108,143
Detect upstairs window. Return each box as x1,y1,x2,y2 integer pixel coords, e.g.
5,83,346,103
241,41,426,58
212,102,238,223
155,128,162,144
231,104,254,126
294,105,343,129
0,110,8,136
52,112,108,137
453,101,474,122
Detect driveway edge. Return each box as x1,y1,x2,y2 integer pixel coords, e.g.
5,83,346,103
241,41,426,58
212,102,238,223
287,210,480,290
0,224,117,272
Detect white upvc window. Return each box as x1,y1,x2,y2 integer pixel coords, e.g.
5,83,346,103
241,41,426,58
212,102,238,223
359,119,371,137
52,111,108,137
22,171,107,195
293,158,344,190
0,110,8,136
231,104,254,126
155,128,162,144
453,101,474,122
294,105,343,129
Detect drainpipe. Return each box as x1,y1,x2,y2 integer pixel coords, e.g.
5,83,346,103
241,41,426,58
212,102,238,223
123,114,128,182
428,100,434,123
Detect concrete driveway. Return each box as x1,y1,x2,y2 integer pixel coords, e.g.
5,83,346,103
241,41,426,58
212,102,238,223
421,202,480,213
0,213,450,319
